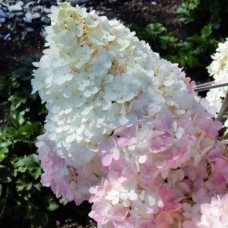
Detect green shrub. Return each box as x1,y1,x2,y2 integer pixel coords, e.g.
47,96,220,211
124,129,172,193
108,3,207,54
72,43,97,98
177,0,228,31
0,59,63,227
133,23,219,79
132,0,227,82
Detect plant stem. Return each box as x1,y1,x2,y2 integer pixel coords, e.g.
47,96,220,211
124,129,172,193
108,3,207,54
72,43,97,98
216,91,228,124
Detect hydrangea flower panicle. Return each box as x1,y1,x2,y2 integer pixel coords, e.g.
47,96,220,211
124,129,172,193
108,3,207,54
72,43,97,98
32,3,228,227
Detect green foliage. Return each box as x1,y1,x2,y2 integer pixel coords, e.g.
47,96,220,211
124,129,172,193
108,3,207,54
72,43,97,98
177,0,228,30
0,60,62,227
143,23,178,51
132,0,227,82
176,0,200,24
169,25,218,70
133,23,219,75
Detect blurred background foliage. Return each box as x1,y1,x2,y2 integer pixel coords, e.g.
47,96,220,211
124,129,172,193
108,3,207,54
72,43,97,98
0,59,62,227
0,0,227,227
132,0,227,83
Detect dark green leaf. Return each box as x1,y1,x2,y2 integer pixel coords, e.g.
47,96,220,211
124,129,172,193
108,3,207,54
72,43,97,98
46,196,59,211
0,147,8,162
201,25,212,38
146,23,167,36
15,154,41,179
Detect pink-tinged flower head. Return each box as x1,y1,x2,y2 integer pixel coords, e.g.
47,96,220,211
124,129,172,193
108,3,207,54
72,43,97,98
89,174,164,227
198,194,228,227
37,134,105,205
32,3,228,227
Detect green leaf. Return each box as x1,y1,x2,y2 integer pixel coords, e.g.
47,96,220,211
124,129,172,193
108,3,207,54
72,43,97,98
9,111,26,128
8,95,27,110
33,183,41,191
14,154,41,180
177,0,200,24
146,23,167,36
201,25,212,38
59,196,67,205
159,35,178,50
46,196,59,211
16,178,33,191
0,146,8,162
18,122,42,137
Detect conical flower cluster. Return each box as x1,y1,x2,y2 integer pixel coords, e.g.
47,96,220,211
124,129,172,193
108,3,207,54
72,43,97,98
32,3,228,227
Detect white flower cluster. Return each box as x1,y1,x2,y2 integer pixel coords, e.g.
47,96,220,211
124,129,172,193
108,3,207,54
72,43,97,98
32,3,228,226
32,2,195,167
206,38,228,124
